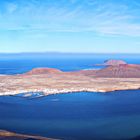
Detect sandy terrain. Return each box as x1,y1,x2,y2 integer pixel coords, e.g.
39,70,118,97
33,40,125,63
0,66,140,96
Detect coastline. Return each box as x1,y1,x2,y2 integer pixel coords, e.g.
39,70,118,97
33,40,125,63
0,130,56,140
1,65,140,97
0,80,140,97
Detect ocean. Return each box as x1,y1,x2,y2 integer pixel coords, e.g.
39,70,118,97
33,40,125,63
0,53,140,140
0,53,140,74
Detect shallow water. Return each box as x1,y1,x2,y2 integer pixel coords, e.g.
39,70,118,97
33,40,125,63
1,90,140,140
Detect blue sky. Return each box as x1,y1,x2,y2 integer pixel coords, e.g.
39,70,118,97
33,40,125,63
0,0,140,53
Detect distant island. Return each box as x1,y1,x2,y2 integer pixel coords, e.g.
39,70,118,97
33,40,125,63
0,59,140,97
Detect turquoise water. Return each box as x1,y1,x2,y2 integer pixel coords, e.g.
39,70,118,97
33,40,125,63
1,91,140,140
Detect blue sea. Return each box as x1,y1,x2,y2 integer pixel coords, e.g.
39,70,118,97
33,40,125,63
0,53,140,140
0,53,140,74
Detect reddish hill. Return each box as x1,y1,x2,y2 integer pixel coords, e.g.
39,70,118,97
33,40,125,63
95,64,140,78
25,68,62,75
79,64,140,78
23,62,140,78
103,59,127,66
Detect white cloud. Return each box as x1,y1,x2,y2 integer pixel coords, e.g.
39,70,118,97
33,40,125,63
1,0,140,37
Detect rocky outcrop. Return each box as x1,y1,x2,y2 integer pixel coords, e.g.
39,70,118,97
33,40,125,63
25,68,62,75
103,59,127,66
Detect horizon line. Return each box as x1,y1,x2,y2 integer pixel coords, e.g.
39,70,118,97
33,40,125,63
0,52,140,55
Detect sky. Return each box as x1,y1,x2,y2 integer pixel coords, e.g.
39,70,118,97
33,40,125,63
0,0,140,53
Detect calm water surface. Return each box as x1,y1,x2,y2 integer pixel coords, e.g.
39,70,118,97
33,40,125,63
0,54,140,140
1,91,140,140
0,53,140,74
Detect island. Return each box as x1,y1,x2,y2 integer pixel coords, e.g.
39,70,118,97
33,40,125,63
0,60,140,96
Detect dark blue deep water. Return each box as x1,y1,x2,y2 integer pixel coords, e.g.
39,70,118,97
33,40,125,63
1,91,140,140
0,53,140,140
